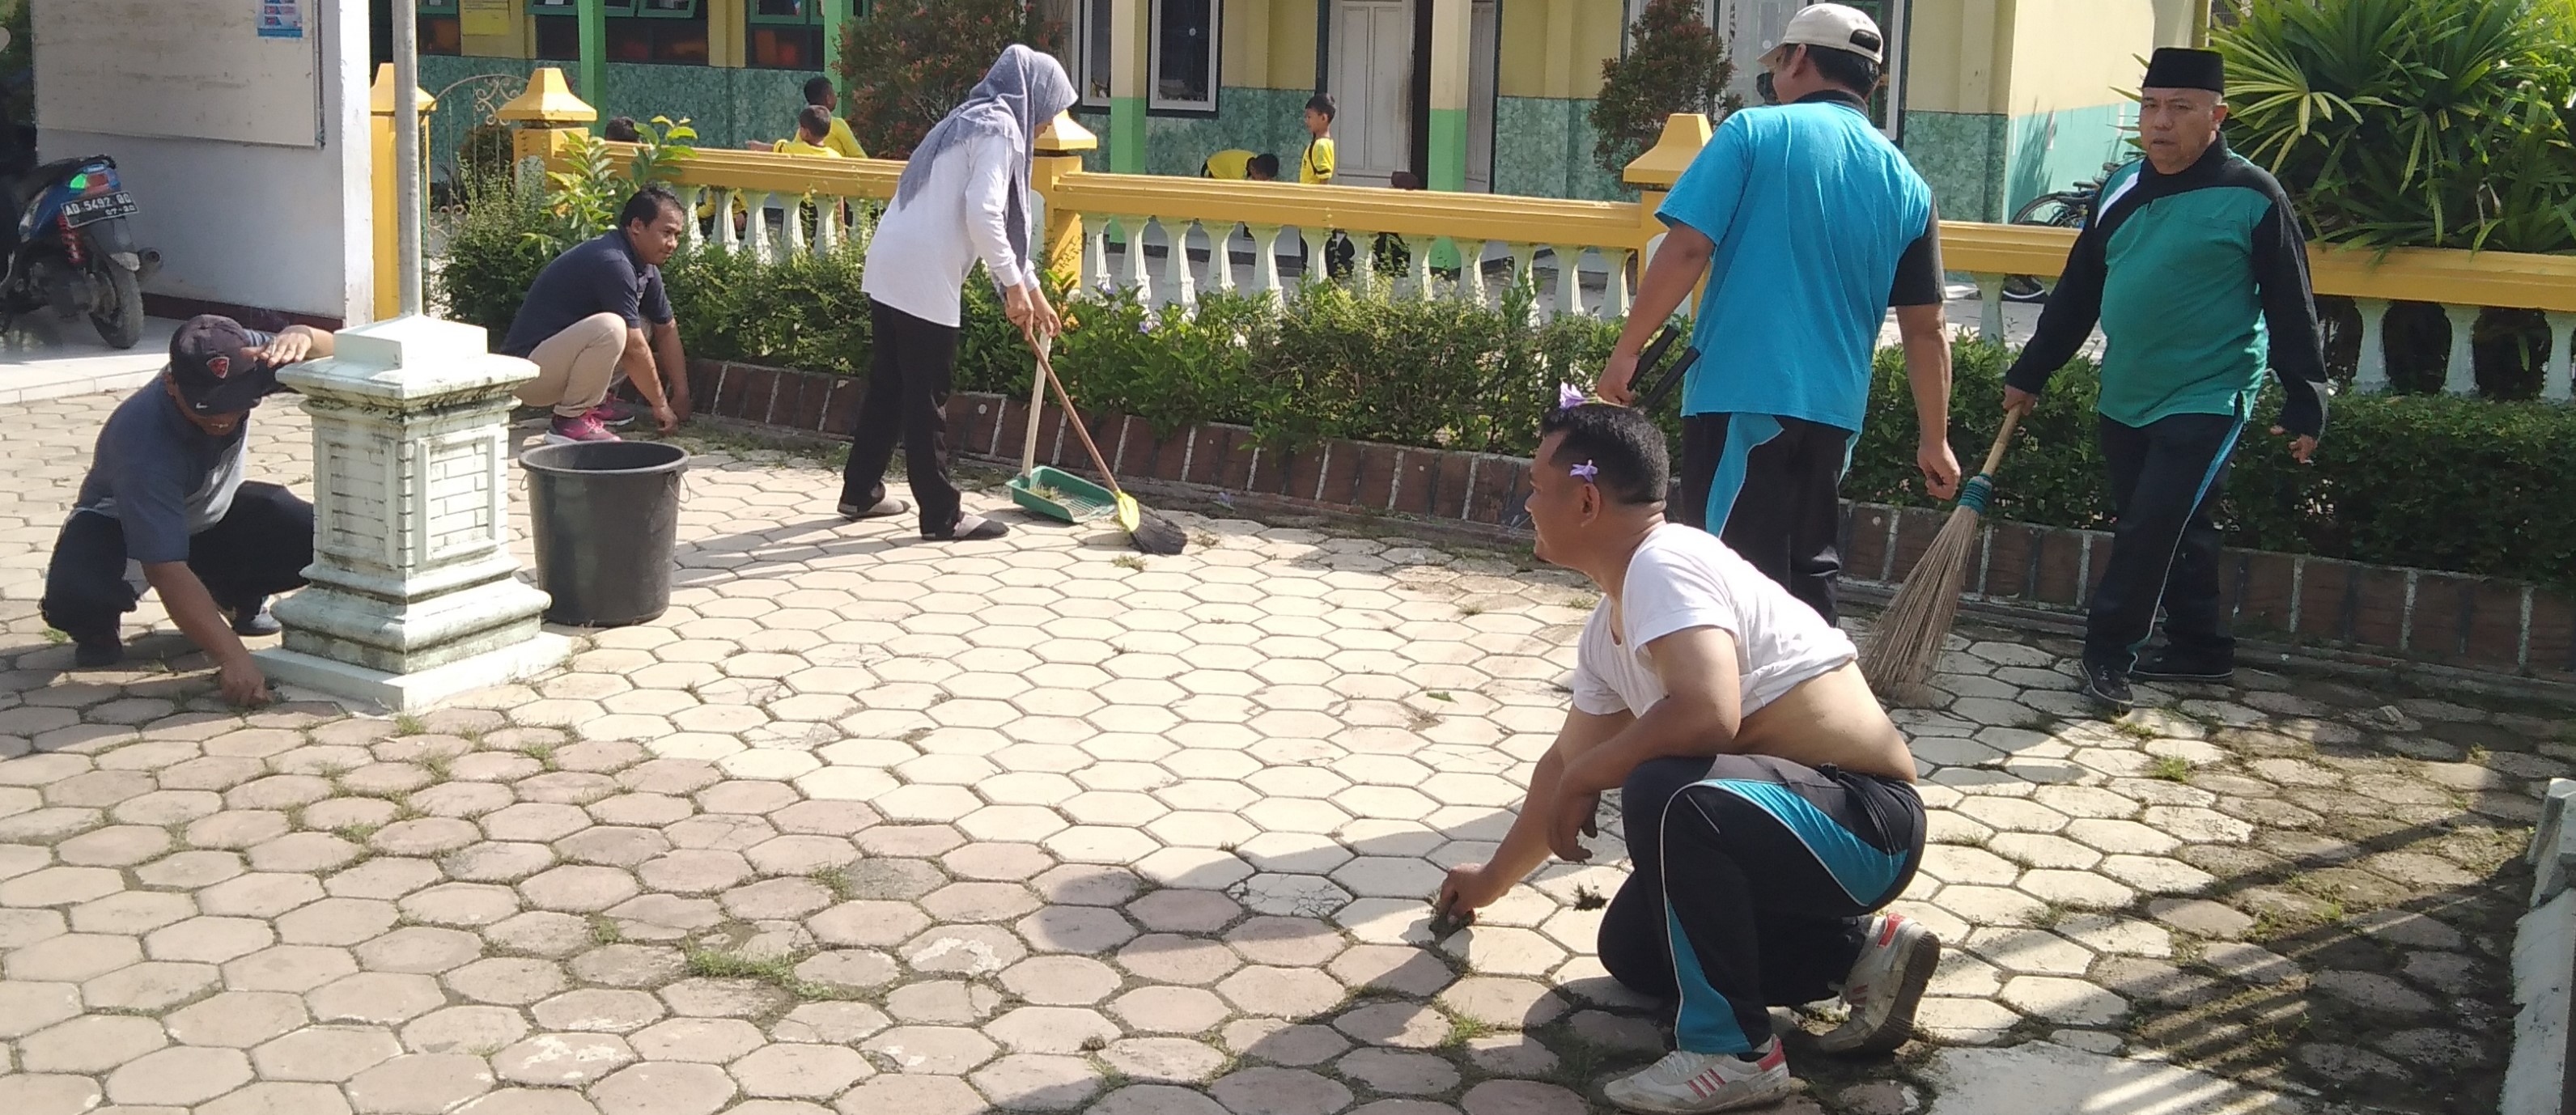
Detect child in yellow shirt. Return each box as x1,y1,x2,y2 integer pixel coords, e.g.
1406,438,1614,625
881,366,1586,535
1299,94,1337,184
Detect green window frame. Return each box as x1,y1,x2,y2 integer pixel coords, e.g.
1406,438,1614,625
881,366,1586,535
527,1,699,15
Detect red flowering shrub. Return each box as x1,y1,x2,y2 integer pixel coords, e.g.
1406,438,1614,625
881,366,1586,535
835,0,1067,159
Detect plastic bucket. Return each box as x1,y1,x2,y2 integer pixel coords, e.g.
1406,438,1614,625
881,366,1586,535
520,440,689,627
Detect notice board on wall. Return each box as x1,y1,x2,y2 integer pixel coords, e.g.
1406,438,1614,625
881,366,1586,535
32,0,325,148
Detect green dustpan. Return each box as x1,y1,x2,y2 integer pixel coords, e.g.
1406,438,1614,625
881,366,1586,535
1010,464,1116,524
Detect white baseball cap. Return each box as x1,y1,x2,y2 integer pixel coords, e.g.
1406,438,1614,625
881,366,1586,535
1772,3,1885,65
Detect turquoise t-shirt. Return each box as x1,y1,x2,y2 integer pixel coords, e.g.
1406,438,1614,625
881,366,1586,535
1657,93,1938,433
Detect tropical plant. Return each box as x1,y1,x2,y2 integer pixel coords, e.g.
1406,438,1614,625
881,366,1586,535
835,0,1066,159
535,115,700,252
626,114,698,188
2216,0,2576,252
1589,0,1740,177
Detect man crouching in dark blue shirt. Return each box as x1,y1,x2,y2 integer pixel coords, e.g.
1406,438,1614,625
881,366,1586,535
41,314,335,706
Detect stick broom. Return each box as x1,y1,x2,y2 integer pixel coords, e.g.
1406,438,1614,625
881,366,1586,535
1857,413,2022,697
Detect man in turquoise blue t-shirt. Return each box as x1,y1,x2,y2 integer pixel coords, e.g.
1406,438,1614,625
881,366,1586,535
1596,2,1958,625
2002,47,2328,712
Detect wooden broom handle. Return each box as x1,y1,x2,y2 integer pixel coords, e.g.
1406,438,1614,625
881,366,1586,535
1978,410,2023,477
1026,330,1127,498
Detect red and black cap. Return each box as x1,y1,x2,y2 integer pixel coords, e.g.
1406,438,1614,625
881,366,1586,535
167,315,280,417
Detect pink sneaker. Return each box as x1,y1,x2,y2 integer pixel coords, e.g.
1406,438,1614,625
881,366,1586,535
587,401,639,427
545,414,622,444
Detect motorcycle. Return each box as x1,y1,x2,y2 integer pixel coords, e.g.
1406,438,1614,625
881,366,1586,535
2,155,159,348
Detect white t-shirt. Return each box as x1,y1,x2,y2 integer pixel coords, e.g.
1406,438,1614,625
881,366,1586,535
1569,524,1857,719
861,131,1032,328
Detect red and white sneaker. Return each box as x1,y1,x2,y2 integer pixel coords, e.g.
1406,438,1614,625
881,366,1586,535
1814,913,1941,1054
588,400,640,427
1602,1040,1792,1113
545,413,622,444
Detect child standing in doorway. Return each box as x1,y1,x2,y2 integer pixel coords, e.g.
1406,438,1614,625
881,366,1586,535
1299,94,1337,184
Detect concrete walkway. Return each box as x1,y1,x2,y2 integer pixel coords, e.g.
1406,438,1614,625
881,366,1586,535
0,391,2533,1115
0,315,180,407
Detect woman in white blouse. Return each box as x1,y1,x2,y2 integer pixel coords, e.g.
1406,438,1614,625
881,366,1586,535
838,45,1076,542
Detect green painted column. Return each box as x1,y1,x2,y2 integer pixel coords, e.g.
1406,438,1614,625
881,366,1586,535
1108,0,1147,173
578,0,607,119
1426,0,1471,191
821,0,844,90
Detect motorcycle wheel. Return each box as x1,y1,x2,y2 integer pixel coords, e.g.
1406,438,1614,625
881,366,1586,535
91,261,142,349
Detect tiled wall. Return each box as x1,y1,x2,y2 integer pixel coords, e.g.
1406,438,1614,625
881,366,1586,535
421,56,819,156
1492,97,1628,202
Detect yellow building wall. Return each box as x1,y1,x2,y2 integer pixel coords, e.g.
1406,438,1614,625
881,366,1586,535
1496,0,1622,100
1899,0,2007,115
2004,0,2153,115
1222,0,1318,91
458,0,532,58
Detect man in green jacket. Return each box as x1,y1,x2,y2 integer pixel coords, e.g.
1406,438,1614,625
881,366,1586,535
2002,47,2329,712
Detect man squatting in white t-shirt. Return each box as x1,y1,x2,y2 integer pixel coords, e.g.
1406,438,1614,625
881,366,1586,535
1433,403,1940,1113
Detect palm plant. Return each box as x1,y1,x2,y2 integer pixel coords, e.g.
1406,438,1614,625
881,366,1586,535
2217,0,2576,253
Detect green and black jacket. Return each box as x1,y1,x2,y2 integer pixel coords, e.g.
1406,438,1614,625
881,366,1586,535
2003,141,2329,437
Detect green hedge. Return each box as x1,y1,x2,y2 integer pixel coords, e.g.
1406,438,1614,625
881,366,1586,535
435,207,2576,589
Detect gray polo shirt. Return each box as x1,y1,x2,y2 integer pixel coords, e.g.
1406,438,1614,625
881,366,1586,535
73,381,253,564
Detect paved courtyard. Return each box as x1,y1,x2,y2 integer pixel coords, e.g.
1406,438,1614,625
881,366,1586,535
0,390,2552,1115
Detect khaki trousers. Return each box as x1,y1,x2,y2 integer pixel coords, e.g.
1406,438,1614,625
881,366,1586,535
515,312,626,418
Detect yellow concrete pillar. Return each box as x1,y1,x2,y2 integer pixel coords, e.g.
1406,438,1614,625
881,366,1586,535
1426,0,1474,191
708,0,745,69
371,65,437,325
1543,0,1577,100
498,66,601,163
1625,113,1712,312
1107,0,1149,172
1033,113,1099,287
1229,0,1272,88
458,0,532,57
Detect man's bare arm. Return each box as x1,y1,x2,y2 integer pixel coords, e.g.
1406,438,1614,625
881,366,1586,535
1549,625,1745,859
1436,706,1628,920
651,319,691,419
142,562,269,706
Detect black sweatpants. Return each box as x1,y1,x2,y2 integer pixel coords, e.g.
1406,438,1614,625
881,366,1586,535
841,301,962,536
1598,754,1925,1054
40,481,314,642
2086,412,2244,672
1676,413,1857,623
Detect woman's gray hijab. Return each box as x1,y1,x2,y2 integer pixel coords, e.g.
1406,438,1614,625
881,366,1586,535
894,45,1079,281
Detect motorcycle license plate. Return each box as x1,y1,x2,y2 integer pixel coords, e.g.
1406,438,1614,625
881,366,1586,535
62,192,138,227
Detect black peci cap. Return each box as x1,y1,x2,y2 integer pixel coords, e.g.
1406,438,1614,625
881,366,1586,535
2143,47,2226,94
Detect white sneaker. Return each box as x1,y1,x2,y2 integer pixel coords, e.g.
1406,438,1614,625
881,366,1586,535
1602,1040,1793,1113
1814,913,1941,1054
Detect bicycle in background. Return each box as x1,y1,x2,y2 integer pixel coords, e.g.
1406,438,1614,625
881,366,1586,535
2001,161,2120,303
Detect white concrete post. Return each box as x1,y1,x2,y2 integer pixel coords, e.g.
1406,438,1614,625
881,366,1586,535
1976,274,2007,341
2544,312,2575,404
2353,298,2391,395
257,317,571,710
2444,303,2481,396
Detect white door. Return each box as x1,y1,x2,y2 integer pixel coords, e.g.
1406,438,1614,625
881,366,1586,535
1467,0,1496,192
1330,0,1411,188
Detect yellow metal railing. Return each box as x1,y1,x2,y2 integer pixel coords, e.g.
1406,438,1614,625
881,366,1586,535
494,66,2576,400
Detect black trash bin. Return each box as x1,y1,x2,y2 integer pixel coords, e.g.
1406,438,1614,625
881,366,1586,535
520,440,690,627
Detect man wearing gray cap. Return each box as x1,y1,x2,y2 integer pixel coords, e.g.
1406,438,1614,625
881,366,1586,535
1595,2,1958,628
2002,47,2329,711
40,314,335,705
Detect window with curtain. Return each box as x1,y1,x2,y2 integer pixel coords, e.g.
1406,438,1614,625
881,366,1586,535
1074,0,1113,109
419,0,461,55
1149,0,1218,113
748,0,821,69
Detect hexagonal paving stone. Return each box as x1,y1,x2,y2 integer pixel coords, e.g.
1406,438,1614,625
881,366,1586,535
348,1053,501,1114
18,1012,170,1073
105,1045,254,1105
253,1024,405,1081
493,1032,639,1086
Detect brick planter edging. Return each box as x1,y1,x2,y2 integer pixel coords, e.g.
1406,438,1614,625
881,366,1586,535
684,357,2576,684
